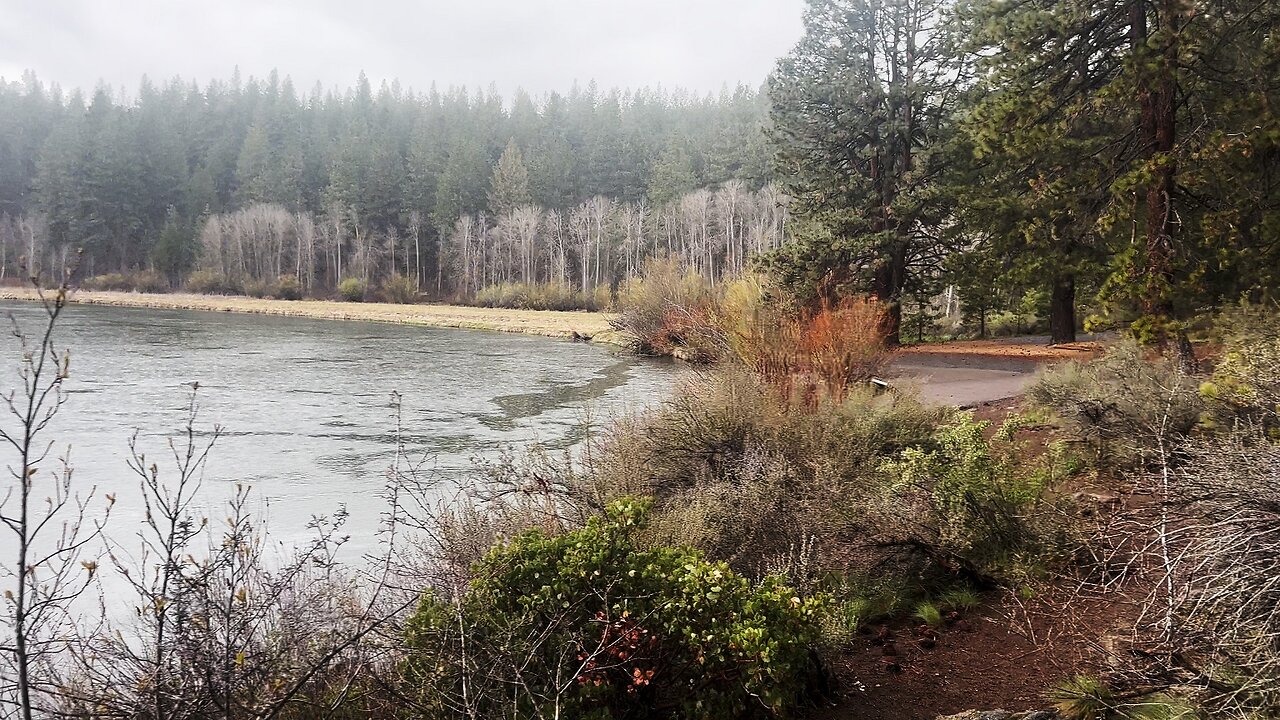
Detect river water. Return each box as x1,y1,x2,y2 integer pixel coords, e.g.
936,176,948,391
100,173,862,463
0,301,677,562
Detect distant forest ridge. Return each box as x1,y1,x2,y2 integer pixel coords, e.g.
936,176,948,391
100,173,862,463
0,70,776,293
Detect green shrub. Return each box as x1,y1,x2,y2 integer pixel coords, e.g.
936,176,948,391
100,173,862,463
878,413,1072,582
404,498,825,720
1030,341,1204,470
185,270,241,295
337,277,366,302
1201,302,1280,435
274,275,303,300
381,273,418,304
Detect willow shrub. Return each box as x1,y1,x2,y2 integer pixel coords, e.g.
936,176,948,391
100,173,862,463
336,277,366,302
404,498,825,720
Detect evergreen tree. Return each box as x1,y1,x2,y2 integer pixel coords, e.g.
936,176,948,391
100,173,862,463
487,139,532,217
766,0,956,343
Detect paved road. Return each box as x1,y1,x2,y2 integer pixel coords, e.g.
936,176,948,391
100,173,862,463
888,354,1040,407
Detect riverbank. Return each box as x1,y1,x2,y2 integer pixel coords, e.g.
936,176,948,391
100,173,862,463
0,287,625,344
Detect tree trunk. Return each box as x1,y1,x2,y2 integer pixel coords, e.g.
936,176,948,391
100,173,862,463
1049,274,1077,344
1134,0,1196,372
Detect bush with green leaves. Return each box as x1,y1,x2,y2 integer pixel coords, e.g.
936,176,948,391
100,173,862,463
336,277,366,302
403,498,825,720
1200,301,1280,435
877,413,1073,583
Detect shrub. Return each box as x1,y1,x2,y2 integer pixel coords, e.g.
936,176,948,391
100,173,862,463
82,270,170,293
274,275,303,300
381,273,418,304
185,270,241,295
876,413,1073,583
730,295,889,403
337,277,366,302
575,367,947,578
242,278,272,298
403,498,825,720
612,257,725,361
1029,341,1204,470
1200,301,1280,435
82,272,132,292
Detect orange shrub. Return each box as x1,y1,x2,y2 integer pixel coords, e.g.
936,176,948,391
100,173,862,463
731,296,889,403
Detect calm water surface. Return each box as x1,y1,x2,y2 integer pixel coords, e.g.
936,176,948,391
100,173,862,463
0,301,677,559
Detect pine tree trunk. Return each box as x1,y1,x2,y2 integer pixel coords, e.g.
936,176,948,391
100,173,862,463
1049,274,1077,344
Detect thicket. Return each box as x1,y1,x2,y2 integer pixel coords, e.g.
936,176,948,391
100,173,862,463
1026,303,1280,718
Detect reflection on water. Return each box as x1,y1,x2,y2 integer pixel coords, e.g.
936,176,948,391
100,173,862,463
0,301,677,559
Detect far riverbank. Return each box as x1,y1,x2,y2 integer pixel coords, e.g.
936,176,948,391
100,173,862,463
0,288,626,345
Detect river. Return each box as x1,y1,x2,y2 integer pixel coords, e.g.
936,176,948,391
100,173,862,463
0,300,678,562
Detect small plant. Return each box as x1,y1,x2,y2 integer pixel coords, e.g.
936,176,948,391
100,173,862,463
381,273,417,304
337,277,366,302
912,602,943,627
939,586,981,612
1050,674,1116,720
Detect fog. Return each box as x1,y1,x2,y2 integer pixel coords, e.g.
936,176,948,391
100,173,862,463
0,0,806,95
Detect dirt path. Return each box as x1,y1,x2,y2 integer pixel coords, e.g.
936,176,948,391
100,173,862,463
0,288,620,342
889,339,1101,407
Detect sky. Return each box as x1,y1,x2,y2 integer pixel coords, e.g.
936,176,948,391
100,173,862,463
0,0,807,99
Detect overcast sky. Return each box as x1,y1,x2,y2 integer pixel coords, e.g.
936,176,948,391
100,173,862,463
0,0,807,99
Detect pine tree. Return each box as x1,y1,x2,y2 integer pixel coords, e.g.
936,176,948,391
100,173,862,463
487,139,532,217
766,0,955,343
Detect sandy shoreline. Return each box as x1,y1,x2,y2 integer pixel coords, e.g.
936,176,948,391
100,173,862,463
0,288,625,344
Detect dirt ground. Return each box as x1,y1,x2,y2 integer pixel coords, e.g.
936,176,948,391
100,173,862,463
0,288,617,341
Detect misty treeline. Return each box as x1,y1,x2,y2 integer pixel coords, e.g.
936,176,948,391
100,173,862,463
0,70,772,292
197,180,788,298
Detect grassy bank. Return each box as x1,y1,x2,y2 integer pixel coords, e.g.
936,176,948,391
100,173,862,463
0,287,623,343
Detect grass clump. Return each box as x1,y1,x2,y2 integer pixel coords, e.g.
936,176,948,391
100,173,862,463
912,602,943,627
471,281,608,311
1051,675,1117,720
938,586,981,612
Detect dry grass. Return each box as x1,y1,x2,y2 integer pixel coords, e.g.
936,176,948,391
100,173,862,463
0,288,616,341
